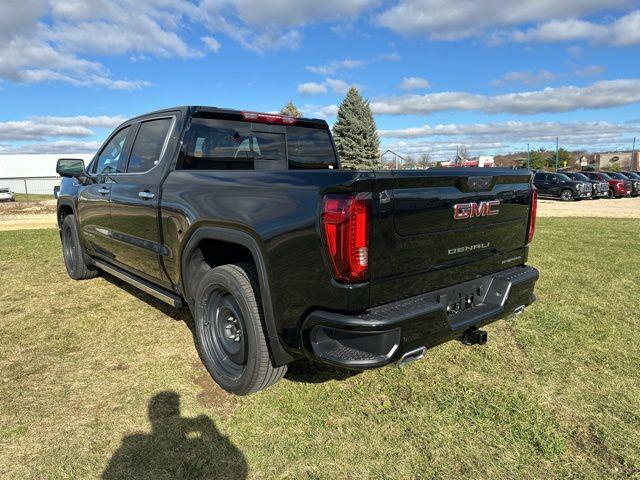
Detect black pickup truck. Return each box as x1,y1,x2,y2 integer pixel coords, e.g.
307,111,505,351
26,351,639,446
56,106,539,395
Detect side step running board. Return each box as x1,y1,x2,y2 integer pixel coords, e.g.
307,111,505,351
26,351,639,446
93,259,183,308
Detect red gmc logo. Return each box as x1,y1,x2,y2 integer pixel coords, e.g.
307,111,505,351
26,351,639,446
453,200,500,220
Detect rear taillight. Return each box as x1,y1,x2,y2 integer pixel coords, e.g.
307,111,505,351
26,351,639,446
321,193,371,283
527,187,537,244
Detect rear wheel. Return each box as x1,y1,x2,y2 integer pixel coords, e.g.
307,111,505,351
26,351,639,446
560,189,574,201
61,215,99,280
193,263,287,395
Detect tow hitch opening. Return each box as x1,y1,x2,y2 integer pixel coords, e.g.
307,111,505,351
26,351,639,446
461,327,487,346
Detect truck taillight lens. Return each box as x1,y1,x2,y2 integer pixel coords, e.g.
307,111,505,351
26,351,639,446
321,193,371,283
527,188,537,244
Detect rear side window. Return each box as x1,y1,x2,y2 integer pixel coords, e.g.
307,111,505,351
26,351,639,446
127,118,173,173
94,126,130,175
287,126,336,169
534,173,546,181
252,131,286,170
180,118,337,170
182,119,253,170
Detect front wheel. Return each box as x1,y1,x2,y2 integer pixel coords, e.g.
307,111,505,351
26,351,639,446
560,189,574,201
193,263,287,395
61,215,99,280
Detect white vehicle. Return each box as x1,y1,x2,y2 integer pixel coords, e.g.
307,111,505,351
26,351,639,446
0,188,15,202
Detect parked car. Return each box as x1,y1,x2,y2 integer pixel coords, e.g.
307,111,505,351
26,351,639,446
582,171,631,198
55,106,539,395
562,171,608,199
0,188,15,202
533,172,591,201
619,172,640,196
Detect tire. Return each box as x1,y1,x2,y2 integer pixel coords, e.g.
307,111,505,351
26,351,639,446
560,189,574,201
61,215,99,280
193,263,287,395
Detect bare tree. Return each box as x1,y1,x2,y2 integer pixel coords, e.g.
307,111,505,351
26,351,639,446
417,153,431,169
403,154,416,169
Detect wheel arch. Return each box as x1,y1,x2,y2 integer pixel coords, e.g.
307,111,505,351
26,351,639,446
179,226,294,366
56,199,76,228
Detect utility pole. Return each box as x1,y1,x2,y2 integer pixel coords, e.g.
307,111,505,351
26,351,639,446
633,136,637,170
555,137,559,172
527,143,531,170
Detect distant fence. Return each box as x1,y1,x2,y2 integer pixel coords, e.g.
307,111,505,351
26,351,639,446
0,176,60,200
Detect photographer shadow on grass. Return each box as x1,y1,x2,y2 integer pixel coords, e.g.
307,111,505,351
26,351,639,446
102,391,247,480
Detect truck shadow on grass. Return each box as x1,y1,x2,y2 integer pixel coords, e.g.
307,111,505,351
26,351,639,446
102,391,247,480
102,273,361,386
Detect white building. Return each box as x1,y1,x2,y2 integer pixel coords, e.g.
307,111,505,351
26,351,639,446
0,153,94,194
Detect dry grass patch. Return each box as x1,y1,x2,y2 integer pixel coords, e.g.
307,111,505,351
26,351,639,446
0,220,638,479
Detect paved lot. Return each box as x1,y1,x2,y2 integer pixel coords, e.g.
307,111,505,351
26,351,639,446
537,196,640,218
0,197,638,231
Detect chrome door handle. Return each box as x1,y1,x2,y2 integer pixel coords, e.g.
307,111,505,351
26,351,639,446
138,191,155,200
97,187,110,195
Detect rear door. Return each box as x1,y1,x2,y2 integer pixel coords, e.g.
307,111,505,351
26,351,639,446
369,169,533,305
108,115,176,286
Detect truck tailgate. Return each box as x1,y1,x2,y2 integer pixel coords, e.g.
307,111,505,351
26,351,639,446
369,168,533,306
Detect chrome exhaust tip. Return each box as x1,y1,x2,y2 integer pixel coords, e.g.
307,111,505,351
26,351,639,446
397,346,426,367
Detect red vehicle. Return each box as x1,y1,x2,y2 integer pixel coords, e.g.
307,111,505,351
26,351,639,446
583,171,632,198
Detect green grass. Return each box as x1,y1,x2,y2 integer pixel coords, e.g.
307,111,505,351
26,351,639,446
12,193,55,202
0,219,638,479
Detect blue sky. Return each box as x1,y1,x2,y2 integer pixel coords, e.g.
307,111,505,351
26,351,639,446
1,0,640,160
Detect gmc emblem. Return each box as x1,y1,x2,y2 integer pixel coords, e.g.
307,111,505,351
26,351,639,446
453,200,500,220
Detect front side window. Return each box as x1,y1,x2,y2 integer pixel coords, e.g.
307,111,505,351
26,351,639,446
95,126,130,175
127,118,173,173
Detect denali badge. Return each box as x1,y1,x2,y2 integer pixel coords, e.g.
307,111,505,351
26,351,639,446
448,242,491,255
453,200,500,220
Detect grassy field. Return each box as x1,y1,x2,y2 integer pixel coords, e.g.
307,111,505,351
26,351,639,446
12,193,55,202
0,219,638,479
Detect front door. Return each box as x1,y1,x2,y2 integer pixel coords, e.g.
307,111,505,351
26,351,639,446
108,116,176,286
77,125,133,259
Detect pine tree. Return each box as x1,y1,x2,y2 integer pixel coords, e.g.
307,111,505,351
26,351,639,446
280,101,302,117
332,87,380,169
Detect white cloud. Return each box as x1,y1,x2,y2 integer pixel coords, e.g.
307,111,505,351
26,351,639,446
225,0,374,26
491,70,557,87
400,76,430,90
572,65,605,77
298,82,328,95
307,59,366,75
202,36,221,53
369,79,640,115
379,120,639,142
376,0,628,40
298,78,358,95
379,119,640,160
0,0,47,41
301,104,339,119
512,10,640,46
324,78,352,94
0,140,102,154
0,115,124,142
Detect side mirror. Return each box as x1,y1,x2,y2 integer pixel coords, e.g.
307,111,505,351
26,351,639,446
56,158,85,178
